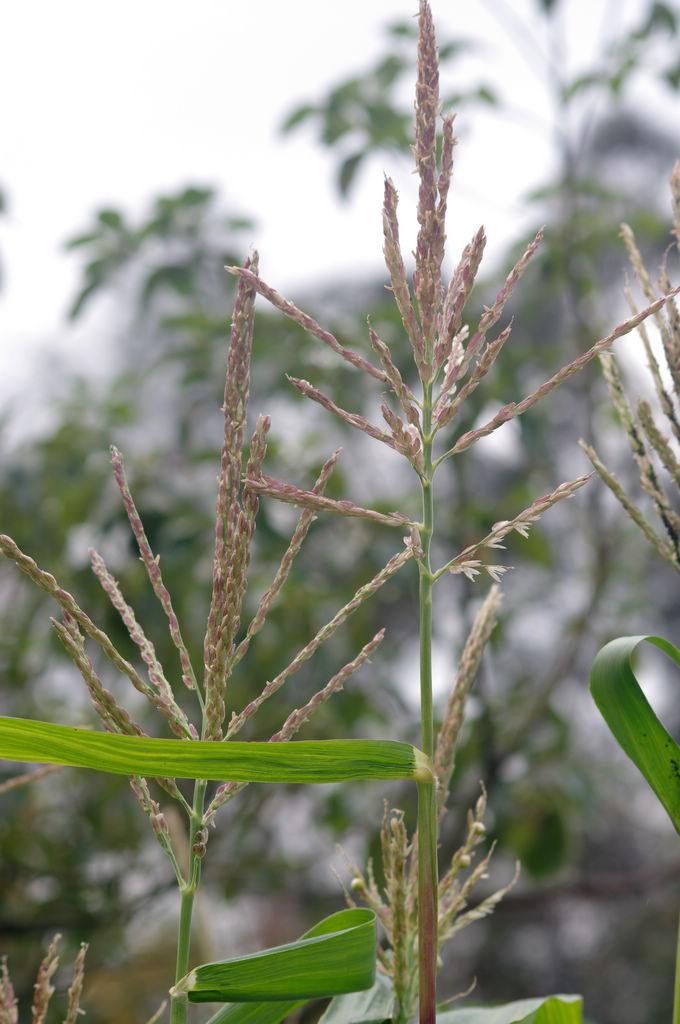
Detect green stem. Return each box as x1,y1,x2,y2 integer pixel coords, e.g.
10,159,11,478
417,780,438,1024
674,901,680,1024
417,382,438,1024
170,779,208,1024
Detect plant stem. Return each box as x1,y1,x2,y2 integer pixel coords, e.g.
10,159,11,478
170,779,208,1024
674,901,680,1024
417,382,438,1024
417,780,438,1024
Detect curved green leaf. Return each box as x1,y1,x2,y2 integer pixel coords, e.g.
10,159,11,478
436,994,582,1024
318,972,394,1023
0,717,433,784
590,634,680,834
203,1000,304,1024
172,908,376,1004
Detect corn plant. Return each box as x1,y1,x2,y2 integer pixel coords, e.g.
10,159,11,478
1,4,677,1023
586,163,680,1024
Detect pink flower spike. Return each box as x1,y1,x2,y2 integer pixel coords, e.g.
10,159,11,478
442,284,680,462
232,448,342,670
204,253,259,739
382,176,426,376
287,376,397,448
226,546,414,740
226,265,388,384
89,548,196,739
110,445,198,692
246,471,413,528
452,229,543,388
270,630,385,742
368,324,421,425
434,226,486,375
413,0,447,348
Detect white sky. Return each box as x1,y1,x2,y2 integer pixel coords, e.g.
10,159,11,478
0,0,670,406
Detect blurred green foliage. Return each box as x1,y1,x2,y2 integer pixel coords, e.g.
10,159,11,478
281,19,497,197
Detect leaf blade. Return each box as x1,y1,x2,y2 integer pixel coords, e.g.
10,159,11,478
318,972,394,1023
173,909,376,1003
436,994,583,1024
203,1000,304,1024
590,634,680,834
0,717,432,784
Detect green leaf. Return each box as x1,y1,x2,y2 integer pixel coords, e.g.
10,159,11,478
475,85,498,105
226,216,255,232
562,72,602,101
172,908,376,1003
68,280,100,320
97,208,125,230
436,994,582,1024
664,57,680,89
64,231,101,250
0,717,433,784
318,972,394,1023
374,54,406,88
140,264,194,306
338,151,366,197
204,1000,304,1024
281,103,318,133
387,21,415,39
590,634,680,834
631,1,677,40
178,186,214,207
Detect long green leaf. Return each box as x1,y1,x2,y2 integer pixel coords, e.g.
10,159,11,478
172,908,376,1003
203,1000,305,1024
589,634,680,834
436,994,582,1024
0,717,432,784
318,972,394,1023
